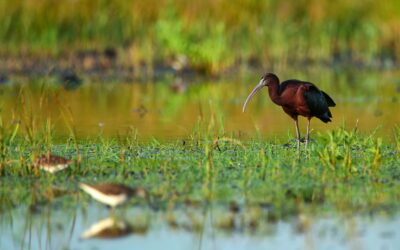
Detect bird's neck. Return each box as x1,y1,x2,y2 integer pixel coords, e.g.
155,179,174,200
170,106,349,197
267,82,281,105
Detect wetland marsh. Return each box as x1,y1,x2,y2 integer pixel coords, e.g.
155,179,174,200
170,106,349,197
0,1,400,249
0,68,399,250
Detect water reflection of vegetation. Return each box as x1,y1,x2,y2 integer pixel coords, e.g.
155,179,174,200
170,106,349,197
0,69,399,139
0,187,399,249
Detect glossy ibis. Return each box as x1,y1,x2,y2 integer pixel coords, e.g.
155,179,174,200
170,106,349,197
242,73,335,145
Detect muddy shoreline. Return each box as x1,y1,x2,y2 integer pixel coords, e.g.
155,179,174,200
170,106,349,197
0,48,398,86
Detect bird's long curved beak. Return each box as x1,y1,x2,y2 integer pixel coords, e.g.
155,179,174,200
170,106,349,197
242,79,265,112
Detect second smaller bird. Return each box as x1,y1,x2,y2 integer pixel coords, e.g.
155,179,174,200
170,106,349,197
79,183,147,208
36,154,73,173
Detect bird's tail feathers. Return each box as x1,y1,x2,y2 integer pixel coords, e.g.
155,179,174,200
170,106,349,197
318,112,332,123
322,91,336,107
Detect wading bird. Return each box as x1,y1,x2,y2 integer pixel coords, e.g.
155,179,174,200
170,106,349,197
79,183,147,208
242,73,335,145
36,154,73,173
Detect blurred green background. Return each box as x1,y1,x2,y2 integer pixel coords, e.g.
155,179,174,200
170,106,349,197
0,0,399,74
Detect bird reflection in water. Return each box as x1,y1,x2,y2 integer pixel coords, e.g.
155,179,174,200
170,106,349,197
81,216,149,239
80,217,132,239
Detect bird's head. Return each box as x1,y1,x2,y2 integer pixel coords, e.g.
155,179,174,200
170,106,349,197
261,73,279,86
242,73,279,112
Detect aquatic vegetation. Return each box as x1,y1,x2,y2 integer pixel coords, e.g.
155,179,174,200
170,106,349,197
0,70,398,248
0,124,398,215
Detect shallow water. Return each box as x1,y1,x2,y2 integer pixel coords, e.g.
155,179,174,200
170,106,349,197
1,203,399,250
0,68,399,140
0,68,399,250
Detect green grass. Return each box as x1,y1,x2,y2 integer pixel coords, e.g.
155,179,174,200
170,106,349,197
0,123,399,220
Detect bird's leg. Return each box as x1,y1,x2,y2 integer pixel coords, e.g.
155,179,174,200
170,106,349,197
295,118,300,148
306,118,311,145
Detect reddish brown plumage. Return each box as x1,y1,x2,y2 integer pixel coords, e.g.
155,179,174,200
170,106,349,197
243,73,335,143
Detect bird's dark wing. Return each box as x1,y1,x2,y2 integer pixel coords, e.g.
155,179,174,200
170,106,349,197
321,91,336,107
303,85,332,122
282,80,336,107
279,79,305,95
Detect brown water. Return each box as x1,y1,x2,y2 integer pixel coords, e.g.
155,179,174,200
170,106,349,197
0,68,399,140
